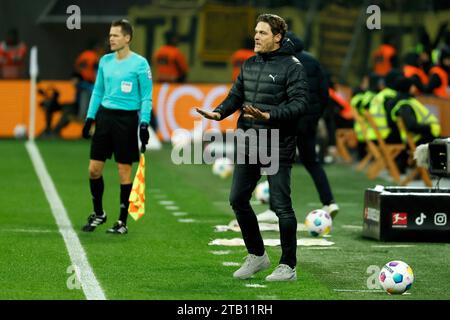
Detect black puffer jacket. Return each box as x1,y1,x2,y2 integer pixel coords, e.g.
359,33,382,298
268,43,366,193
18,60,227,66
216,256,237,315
213,38,309,163
286,32,329,116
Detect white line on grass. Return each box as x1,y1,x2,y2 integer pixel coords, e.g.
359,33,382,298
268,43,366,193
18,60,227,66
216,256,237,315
0,228,57,233
172,212,188,217
371,245,416,248
178,218,196,223
158,200,175,205
26,141,106,300
245,284,267,288
222,262,240,266
341,225,363,230
210,250,231,255
333,289,384,293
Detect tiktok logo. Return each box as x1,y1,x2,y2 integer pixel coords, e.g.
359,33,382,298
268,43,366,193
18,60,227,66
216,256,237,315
415,213,427,226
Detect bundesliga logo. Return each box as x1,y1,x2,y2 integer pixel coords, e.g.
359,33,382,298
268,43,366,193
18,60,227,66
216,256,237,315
392,212,408,227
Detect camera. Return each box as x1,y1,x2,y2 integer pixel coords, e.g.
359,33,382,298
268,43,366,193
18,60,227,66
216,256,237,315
428,138,450,178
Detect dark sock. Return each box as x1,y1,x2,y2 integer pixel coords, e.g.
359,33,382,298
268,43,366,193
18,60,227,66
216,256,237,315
119,184,132,224
89,177,104,216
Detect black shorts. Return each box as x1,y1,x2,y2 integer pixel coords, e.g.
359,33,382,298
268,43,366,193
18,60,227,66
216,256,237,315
90,106,139,164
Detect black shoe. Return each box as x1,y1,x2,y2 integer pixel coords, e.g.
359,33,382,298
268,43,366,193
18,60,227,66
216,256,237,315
106,221,128,235
81,212,107,232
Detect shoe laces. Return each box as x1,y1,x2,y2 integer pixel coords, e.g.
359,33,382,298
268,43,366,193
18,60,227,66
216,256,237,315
273,264,293,274
242,254,258,268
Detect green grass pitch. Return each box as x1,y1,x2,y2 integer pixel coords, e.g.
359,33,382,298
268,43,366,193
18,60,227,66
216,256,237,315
0,139,449,300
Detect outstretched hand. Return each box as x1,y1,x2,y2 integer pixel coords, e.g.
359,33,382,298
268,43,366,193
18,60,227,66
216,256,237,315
195,108,221,121
242,105,270,120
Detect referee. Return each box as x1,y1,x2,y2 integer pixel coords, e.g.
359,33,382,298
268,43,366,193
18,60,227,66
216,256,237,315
81,19,152,235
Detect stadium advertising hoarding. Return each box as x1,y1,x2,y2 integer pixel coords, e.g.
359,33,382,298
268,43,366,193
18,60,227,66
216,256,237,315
363,187,450,242
0,82,238,140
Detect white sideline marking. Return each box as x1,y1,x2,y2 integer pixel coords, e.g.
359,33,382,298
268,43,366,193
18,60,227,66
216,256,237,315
178,218,196,223
165,206,180,211
210,250,231,255
26,141,106,300
371,245,416,248
245,284,267,288
158,200,175,205
213,200,262,206
172,212,188,217
305,247,340,250
257,295,278,300
152,194,167,199
333,289,384,293
307,202,358,207
342,225,363,230
222,262,240,267
1,228,56,233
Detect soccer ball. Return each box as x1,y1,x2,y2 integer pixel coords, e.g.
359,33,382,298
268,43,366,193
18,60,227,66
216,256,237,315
304,209,332,237
379,261,414,295
13,124,27,139
212,157,233,179
254,181,270,204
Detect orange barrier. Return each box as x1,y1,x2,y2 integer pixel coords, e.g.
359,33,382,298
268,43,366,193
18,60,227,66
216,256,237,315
1,81,447,140
0,81,239,140
0,80,79,139
152,83,238,141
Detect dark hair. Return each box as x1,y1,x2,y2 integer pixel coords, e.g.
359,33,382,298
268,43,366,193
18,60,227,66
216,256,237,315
256,14,288,41
111,19,133,42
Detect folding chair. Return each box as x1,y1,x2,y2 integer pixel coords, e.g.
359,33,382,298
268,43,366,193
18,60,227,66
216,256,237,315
364,111,405,184
335,128,357,163
351,109,386,179
396,118,433,187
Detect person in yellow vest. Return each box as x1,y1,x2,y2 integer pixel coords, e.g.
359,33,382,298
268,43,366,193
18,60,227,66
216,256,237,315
423,48,450,98
391,77,441,147
365,70,402,142
350,73,381,159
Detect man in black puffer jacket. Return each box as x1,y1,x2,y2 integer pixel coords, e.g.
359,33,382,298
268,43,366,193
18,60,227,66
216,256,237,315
285,31,339,219
197,14,309,282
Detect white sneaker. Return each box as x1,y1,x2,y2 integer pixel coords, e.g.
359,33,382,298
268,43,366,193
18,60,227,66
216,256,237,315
256,209,278,223
233,252,271,279
323,203,339,219
265,264,297,282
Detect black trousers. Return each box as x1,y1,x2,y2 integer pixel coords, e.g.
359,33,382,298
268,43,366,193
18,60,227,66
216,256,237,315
229,163,297,268
297,115,334,206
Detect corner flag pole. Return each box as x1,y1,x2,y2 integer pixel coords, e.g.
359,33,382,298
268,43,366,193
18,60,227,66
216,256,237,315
29,46,39,141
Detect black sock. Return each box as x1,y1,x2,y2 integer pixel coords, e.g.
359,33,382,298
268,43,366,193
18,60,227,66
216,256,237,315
89,177,104,216
119,184,132,224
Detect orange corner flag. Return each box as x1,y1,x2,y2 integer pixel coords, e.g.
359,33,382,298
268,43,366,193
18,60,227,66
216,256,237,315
128,153,146,221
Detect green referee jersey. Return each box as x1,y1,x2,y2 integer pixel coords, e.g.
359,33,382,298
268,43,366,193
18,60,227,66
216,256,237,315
86,52,152,124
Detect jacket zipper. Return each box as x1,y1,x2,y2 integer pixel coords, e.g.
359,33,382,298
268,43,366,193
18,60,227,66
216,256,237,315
252,59,267,105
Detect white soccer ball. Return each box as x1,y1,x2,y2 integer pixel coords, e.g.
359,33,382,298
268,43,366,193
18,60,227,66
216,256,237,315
304,209,332,237
13,124,27,139
379,261,414,295
254,181,270,204
212,157,233,179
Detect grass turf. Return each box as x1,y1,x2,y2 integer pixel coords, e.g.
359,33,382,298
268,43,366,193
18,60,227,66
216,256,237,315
1,139,449,300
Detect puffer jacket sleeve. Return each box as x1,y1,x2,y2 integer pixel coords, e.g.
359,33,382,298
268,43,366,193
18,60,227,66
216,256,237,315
269,60,309,121
213,65,245,119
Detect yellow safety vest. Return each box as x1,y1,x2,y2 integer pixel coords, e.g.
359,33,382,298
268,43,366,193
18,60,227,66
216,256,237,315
366,88,397,140
351,91,376,141
391,98,441,142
